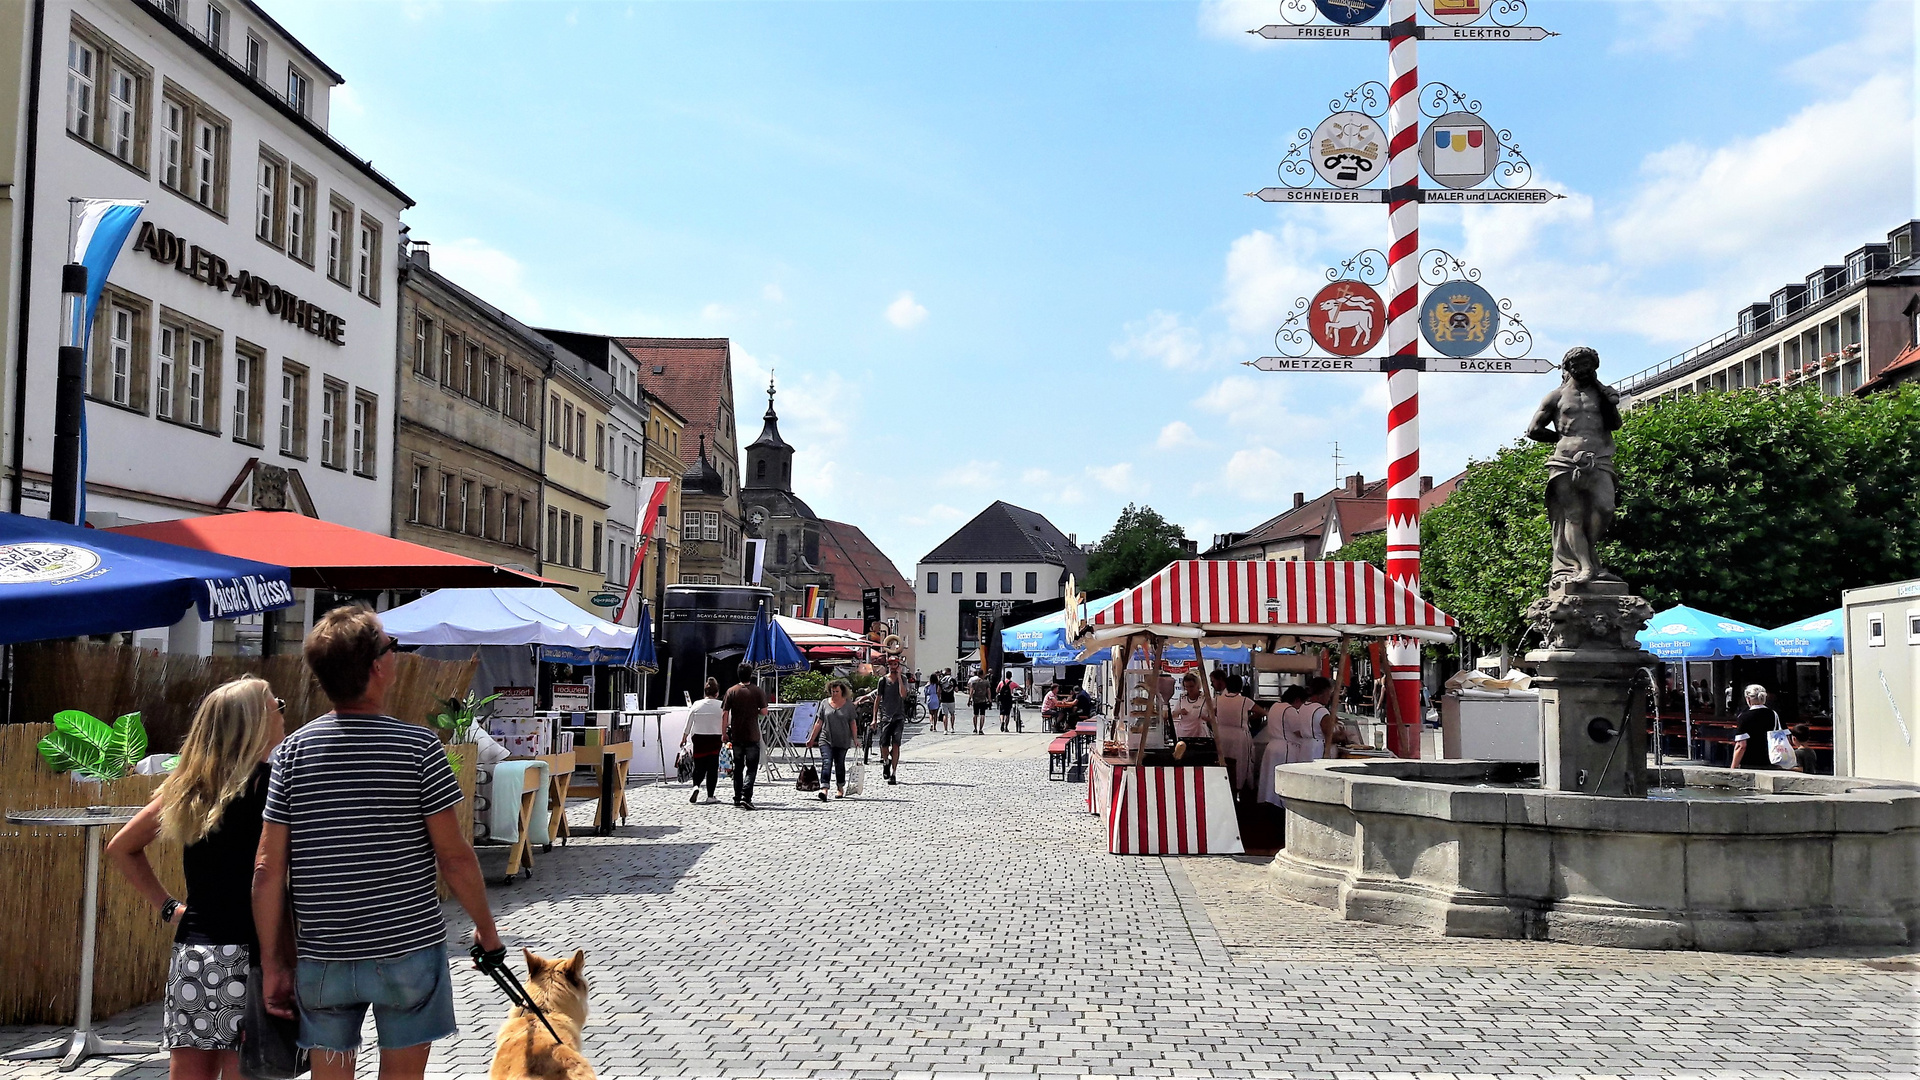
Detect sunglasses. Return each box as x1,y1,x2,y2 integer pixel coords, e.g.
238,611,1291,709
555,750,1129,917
273,697,286,713
378,636,400,657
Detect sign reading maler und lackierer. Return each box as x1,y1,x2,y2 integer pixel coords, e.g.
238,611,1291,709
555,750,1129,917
129,221,347,346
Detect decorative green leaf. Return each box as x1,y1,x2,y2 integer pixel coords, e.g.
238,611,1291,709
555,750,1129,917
38,730,97,775
104,713,147,775
53,710,113,754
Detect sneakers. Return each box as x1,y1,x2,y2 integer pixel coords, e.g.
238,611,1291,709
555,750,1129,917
817,791,828,802
689,790,700,804
741,800,757,811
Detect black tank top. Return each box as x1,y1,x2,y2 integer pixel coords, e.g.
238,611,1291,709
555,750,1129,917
175,762,269,949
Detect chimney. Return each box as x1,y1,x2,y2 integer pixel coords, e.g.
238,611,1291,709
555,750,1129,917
1344,472,1363,497
1419,475,1433,494
409,240,431,272
1066,533,1076,546
1292,492,1305,510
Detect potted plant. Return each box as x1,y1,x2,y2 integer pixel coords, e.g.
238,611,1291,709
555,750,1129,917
430,693,501,771
38,710,149,782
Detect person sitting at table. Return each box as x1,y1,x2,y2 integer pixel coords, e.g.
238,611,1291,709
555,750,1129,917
1789,724,1820,774
680,678,725,804
108,676,286,1080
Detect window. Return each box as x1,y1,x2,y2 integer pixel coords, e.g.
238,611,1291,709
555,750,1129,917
518,497,529,548
703,512,720,541
155,325,177,419
413,314,433,375
502,365,518,418
464,343,479,398
500,493,513,544
563,402,575,454
480,487,492,539
1869,613,1885,647
437,473,450,529
244,33,262,79
684,510,700,539
482,355,496,408
439,330,455,386
756,458,765,480
193,116,223,210
286,65,309,117
232,346,263,445
186,332,213,428
975,572,988,593
409,465,424,523
458,480,471,534
351,392,376,476
547,507,560,561
107,64,136,163
255,153,281,245
998,572,1011,593
594,423,605,469
572,515,584,568
927,572,938,594
94,303,137,407
287,172,313,263
591,523,603,574
951,572,962,593
1025,572,1038,594
356,216,381,301
161,99,182,189
319,379,345,468
326,198,351,284
66,37,95,140
205,3,226,53
549,395,561,446
776,533,787,565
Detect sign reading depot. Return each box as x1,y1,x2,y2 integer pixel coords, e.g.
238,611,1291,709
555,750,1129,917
130,221,347,346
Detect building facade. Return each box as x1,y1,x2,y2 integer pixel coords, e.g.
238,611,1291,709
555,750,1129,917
5,0,409,533
1616,221,1920,405
618,336,743,584
392,245,543,571
540,341,612,609
916,501,1086,675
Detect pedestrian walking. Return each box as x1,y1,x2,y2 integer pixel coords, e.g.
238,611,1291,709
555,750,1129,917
1729,684,1783,770
107,676,285,1078
724,663,767,807
808,679,860,800
869,656,910,784
923,678,943,733
681,677,725,803
968,670,991,735
253,606,502,1080
995,674,1016,733
938,671,957,732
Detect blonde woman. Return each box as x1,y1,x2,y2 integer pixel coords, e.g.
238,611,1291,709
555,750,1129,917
109,677,285,1080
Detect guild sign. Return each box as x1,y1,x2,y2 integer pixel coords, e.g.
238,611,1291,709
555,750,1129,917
1420,280,1501,358
1419,0,1488,25
0,542,102,584
1308,281,1384,357
1312,112,1386,189
1313,0,1387,24
1419,111,1499,190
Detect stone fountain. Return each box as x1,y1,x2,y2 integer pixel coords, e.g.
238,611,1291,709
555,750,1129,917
1268,348,1920,951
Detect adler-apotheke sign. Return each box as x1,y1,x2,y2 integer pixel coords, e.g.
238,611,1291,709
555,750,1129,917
128,221,347,346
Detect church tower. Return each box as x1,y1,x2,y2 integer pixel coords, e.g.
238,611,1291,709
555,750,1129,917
744,376,793,493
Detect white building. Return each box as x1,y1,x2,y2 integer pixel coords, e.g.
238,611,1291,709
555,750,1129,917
2,0,410,537
915,501,1086,676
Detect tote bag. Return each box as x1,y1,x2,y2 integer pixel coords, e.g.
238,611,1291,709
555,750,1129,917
239,966,309,1079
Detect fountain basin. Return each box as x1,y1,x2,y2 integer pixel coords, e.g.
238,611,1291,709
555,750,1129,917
1270,760,1920,951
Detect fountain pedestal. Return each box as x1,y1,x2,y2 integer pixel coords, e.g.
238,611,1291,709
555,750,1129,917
1524,581,1655,796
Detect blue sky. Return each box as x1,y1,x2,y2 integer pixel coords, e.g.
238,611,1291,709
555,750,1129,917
275,0,1913,576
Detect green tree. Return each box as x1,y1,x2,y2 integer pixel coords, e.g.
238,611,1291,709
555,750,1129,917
1326,531,1387,569
1085,503,1189,596
1422,385,1920,645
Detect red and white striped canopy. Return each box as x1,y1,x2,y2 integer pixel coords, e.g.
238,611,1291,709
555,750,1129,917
1089,560,1455,634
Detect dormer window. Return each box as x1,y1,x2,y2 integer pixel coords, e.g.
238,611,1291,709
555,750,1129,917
287,65,310,117
205,3,226,54
1848,252,1868,284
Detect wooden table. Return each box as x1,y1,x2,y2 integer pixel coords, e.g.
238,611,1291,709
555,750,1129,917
498,766,545,883
534,751,575,850
566,742,634,835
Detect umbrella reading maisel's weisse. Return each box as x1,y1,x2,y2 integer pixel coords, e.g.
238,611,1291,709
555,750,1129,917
0,511,293,645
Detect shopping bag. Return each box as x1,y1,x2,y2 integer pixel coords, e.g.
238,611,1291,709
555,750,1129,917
796,764,821,792
844,761,865,795
1767,726,1795,768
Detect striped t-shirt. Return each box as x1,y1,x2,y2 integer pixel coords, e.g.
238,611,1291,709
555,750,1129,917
263,714,464,962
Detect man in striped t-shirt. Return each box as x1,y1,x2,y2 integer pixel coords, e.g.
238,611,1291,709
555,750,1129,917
252,606,501,1080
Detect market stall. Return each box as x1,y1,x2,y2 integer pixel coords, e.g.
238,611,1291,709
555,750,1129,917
1076,559,1457,855
1636,604,1767,761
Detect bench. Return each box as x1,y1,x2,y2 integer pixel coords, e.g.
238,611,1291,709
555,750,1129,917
1048,736,1072,781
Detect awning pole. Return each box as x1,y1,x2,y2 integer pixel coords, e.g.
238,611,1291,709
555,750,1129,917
1682,660,1693,761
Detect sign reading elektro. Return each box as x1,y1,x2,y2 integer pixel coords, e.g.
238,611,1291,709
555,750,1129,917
129,221,348,346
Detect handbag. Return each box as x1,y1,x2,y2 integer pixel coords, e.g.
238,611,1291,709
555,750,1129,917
1766,715,1795,768
796,764,821,792
674,748,693,782
239,966,309,1079
844,761,865,796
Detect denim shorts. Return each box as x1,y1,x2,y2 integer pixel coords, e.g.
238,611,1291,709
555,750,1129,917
295,944,456,1052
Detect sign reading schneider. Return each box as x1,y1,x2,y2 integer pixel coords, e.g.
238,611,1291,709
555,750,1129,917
131,221,348,346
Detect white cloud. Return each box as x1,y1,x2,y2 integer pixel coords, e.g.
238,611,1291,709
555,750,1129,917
1087,462,1142,496
939,460,1000,489
1196,0,1291,46
731,347,857,498
700,301,733,322
1112,311,1204,370
762,283,786,303
1609,1,1795,57
885,291,928,329
904,504,967,528
428,238,543,321
1156,421,1202,450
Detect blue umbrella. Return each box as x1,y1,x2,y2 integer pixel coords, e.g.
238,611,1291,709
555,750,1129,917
1755,609,1844,658
628,600,659,672
0,511,293,645
1636,604,1766,660
744,602,807,673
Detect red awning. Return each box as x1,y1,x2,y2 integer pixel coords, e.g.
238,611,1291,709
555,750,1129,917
1091,560,1455,634
109,511,565,591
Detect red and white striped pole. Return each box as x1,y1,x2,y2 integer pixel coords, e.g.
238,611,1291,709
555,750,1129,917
1383,0,1424,757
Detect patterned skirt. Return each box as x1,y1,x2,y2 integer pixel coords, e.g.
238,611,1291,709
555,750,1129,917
163,942,251,1050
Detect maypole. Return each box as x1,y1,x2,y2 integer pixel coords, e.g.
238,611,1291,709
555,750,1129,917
1383,0,1423,755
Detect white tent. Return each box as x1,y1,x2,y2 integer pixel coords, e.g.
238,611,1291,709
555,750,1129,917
383,587,634,652
774,614,873,648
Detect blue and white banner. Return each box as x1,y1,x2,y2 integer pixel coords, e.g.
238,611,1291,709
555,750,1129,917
71,199,145,344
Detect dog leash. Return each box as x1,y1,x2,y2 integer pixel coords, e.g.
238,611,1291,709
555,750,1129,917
470,944,565,1046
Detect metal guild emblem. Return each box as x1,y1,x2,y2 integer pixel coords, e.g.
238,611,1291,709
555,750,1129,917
1313,0,1388,25
1419,111,1499,189
1420,280,1500,358
1311,111,1386,189
1308,281,1385,357
1419,0,1488,25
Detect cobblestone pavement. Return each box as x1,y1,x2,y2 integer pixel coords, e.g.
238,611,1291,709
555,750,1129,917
3,728,1914,1078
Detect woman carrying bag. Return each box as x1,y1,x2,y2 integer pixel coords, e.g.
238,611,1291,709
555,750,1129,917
681,678,727,803
108,677,287,1080
808,679,860,800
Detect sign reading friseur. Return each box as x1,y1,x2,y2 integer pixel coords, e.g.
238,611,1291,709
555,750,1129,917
129,221,348,346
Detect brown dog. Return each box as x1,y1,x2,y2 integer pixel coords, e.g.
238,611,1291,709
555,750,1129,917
488,949,595,1080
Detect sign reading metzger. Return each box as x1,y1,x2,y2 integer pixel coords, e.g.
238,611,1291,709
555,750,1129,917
129,222,347,346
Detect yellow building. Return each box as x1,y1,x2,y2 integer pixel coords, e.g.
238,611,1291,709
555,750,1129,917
538,342,613,612
638,396,686,612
